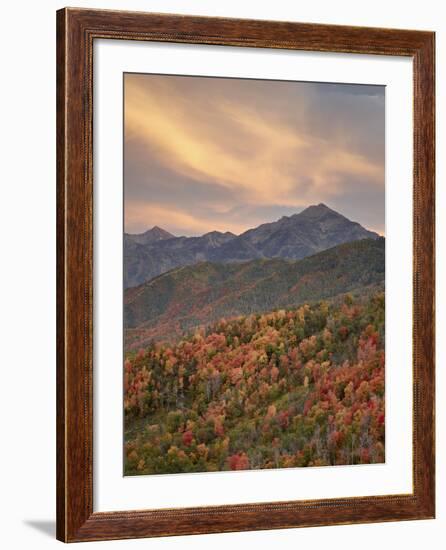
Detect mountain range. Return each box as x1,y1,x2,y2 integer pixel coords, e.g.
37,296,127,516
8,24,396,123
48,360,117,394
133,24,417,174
124,237,385,349
124,204,379,288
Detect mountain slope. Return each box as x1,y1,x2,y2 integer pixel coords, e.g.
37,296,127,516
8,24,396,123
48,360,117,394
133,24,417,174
124,238,385,348
124,204,379,288
124,230,237,289
240,203,378,258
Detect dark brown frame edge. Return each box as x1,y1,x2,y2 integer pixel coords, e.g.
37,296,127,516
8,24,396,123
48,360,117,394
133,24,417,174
56,7,435,543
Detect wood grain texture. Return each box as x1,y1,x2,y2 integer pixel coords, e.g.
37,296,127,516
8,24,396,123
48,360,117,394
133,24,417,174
56,7,435,542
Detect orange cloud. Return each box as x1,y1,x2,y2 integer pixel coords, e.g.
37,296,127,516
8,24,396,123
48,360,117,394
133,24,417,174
125,78,383,205
125,201,249,236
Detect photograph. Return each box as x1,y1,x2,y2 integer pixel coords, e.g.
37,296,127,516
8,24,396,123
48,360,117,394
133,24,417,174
0,1,439,546
123,73,386,476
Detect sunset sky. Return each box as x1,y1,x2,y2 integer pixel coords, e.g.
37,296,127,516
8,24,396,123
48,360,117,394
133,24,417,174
124,73,385,236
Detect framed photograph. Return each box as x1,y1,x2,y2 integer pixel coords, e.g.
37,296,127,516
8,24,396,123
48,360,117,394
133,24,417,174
56,8,435,542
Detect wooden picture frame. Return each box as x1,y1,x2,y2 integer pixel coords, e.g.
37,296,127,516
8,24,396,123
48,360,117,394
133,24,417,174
56,7,435,542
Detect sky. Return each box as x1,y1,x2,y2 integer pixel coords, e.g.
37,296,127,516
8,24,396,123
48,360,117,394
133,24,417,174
124,73,385,236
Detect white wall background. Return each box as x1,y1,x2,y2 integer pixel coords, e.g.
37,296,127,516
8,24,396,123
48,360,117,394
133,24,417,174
1,1,443,548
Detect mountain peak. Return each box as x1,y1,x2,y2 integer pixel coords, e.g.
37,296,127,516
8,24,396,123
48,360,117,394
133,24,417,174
201,230,237,247
203,230,224,237
125,225,175,247
299,203,333,216
146,225,173,237
203,230,237,238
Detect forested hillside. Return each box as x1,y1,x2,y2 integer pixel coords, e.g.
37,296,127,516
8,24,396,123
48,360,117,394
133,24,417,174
124,292,385,475
124,238,384,349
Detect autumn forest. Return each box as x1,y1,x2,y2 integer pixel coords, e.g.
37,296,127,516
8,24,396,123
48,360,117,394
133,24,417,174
124,260,385,475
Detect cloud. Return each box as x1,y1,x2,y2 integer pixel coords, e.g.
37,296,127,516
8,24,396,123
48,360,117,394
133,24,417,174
124,74,384,235
125,201,251,236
